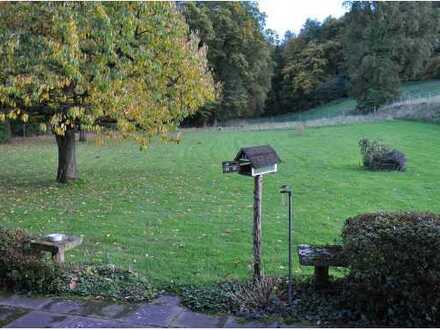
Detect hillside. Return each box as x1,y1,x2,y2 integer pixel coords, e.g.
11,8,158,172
222,80,440,127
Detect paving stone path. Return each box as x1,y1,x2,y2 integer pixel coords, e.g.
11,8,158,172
0,293,299,328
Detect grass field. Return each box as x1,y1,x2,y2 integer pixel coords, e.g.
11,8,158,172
1,121,440,287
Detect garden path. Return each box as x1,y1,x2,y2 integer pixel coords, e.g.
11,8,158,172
0,293,305,328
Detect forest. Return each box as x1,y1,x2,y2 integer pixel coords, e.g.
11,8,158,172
181,1,440,125
1,1,439,136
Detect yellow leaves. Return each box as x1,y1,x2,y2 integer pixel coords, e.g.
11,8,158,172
7,111,17,120
20,113,29,123
0,113,5,122
39,123,47,133
0,2,215,149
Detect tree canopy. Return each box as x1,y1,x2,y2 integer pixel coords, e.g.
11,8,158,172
182,1,273,123
0,2,215,182
344,1,439,111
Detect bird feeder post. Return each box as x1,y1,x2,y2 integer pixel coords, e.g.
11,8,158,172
223,145,281,283
253,174,263,282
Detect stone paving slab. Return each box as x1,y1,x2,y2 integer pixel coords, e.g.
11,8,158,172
5,311,68,328
0,306,28,327
151,294,181,307
120,303,184,327
171,310,226,328
224,316,279,328
42,298,85,315
58,316,135,328
43,298,139,320
0,292,306,328
0,295,52,310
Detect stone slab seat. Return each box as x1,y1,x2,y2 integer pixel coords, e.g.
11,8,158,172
297,244,348,287
30,235,82,264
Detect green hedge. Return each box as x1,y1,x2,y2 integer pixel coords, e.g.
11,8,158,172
342,212,440,326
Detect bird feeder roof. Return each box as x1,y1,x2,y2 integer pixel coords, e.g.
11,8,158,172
234,145,281,169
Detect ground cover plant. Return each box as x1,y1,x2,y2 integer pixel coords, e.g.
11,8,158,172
1,120,439,288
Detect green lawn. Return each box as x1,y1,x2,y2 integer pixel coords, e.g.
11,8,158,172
1,121,440,287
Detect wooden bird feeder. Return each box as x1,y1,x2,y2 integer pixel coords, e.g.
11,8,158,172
223,145,281,281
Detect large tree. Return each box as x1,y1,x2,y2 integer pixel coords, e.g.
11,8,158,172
344,1,438,112
182,2,273,123
0,2,215,183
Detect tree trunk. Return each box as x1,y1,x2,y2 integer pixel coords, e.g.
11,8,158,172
55,129,78,183
4,120,11,142
79,129,87,142
253,175,263,282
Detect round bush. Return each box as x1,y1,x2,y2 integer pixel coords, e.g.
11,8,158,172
359,138,406,171
342,212,440,326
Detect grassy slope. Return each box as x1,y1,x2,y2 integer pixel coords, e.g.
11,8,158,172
1,121,439,286
230,79,440,125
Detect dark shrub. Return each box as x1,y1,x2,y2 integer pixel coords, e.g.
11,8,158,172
359,138,406,171
342,212,440,326
0,227,64,293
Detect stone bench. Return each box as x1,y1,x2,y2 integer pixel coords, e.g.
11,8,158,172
30,235,82,265
298,244,348,287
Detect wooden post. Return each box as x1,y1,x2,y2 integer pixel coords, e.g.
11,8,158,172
253,175,263,281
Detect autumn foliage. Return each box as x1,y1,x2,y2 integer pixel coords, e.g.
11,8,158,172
0,2,215,182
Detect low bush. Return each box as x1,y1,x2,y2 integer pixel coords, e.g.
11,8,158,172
0,227,64,293
342,212,440,326
65,264,156,302
359,138,406,171
178,281,242,314
178,278,284,317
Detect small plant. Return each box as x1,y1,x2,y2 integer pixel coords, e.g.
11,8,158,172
229,277,282,315
359,138,406,171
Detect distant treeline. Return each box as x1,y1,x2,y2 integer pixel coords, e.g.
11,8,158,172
181,1,440,126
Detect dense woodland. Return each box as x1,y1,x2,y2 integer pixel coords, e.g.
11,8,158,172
1,1,440,136
182,1,440,125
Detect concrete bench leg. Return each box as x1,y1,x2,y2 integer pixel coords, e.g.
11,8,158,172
314,266,329,287
51,247,65,264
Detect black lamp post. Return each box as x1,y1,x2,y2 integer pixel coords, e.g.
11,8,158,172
280,184,293,305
